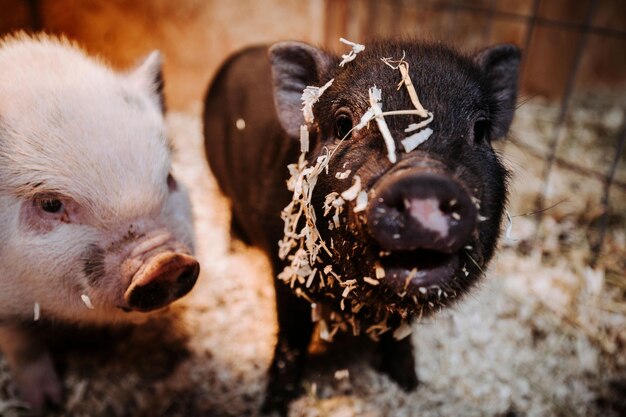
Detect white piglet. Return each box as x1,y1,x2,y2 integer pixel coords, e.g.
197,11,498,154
0,33,199,410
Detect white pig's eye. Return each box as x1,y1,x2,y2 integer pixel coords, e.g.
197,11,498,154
39,198,64,213
167,173,178,192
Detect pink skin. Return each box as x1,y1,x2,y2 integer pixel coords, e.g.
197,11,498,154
1,174,197,412
407,197,450,239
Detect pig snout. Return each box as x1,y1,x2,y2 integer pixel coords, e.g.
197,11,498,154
366,169,477,253
124,252,199,312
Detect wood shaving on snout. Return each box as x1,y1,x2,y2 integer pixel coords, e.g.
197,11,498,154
401,127,433,153
338,38,365,67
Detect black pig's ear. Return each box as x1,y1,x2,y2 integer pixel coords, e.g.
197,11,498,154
269,42,334,138
129,50,166,113
474,44,521,139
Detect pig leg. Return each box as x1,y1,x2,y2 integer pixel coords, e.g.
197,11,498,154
379,332,419,391
0,324,63,410
261,277,314,416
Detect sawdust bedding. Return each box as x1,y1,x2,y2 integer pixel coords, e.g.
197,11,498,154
0,97,624,417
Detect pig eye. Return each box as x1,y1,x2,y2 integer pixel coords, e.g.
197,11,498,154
39,198,63,213
335,113,353,140
167,173,178,192
473,119,490,144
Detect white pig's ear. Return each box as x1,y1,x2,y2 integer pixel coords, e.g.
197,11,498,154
474,44,521,139
128,50,166,113
269,41,334,138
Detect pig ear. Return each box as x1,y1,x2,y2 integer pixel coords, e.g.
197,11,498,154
128,50,166,113
474,44,521,139
269,42,334,138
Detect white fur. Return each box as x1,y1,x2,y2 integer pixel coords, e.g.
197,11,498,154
0,33,194,325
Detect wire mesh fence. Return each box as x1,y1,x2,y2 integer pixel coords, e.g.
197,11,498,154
325,0,626,272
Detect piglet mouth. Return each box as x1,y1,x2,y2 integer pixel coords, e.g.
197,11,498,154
378,249,461,296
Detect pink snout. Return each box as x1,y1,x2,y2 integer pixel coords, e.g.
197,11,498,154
124,252,199,312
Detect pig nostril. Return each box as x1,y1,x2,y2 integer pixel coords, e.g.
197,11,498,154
174,263,199,298
125,257,199,312
438,199,457,215
127,282,168,311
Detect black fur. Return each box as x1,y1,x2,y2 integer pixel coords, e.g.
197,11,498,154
203,38,520,415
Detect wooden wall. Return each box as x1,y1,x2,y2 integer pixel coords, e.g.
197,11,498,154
1,0,625,111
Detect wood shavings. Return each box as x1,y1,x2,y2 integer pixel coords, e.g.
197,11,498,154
375,264,385,279
381,54,429,118
300,125,309,153
81,294,94,309
334,369,350,380
323,192,345,216
301,78,334,123
338,38,365,67
380,54,434,153
363,276,380,286
393,322,413,340
505,211,517,241
401,127,433,153
351,302,364,314
355,87,397,163
323,192,339,215
323,191,345,230
279,150,332,271
280,76,347,296
311,302,321,322
319,319,332,341
341,175,361,201
306,268,318,288
340,279,357,287
33,302,40,321
348,316,361,336
335,169,351,179
295,287,314,303
405,113,434,132
365,315,390,340
341,280,357,298
353,190,368,213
